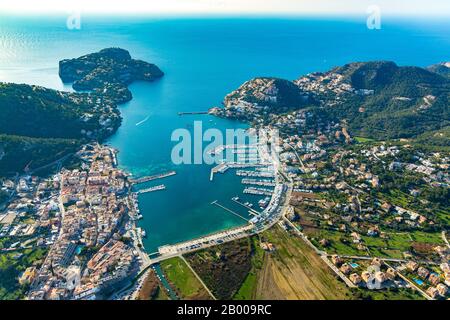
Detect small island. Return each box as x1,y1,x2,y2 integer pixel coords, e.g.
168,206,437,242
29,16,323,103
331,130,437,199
59,48,164,104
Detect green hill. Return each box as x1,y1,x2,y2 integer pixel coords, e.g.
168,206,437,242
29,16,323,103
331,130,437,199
0,83,121,176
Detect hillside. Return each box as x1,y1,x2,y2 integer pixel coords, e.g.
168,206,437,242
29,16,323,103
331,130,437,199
427,62,450,79
215,61,450,140
321,61,450,139
0,83,121,140
0,83,121,175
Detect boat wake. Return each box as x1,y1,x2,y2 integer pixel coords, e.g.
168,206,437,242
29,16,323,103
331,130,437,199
135,115,150,126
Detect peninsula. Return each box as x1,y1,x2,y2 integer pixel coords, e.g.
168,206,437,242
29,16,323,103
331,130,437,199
59,48,164,104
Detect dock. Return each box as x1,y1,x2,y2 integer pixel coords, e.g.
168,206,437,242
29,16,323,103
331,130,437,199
230,198,261,216
137,184,166,194
211,200,249,222
178,111,209,116
243,187,273,196
241,178,276,187
130,171,176,185
236,170,274,178
210,163,228,181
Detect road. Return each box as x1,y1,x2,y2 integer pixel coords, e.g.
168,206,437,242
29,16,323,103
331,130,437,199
442,231,450,249
282,216,356,288
386,262,433,300
180,255,217,300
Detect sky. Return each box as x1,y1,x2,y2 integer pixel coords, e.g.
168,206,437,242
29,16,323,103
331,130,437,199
0,0,449,16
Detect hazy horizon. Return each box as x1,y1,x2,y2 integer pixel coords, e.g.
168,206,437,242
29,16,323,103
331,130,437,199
1,0,449,17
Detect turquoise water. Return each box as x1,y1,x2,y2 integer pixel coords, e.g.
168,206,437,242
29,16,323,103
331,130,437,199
0,15,449,251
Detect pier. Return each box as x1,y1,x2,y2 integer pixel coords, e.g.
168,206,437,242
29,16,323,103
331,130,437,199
209,162,268,181
236,170,274,178
241,178,276,187
210,163,228,181
130,170,176,185
137,184,166,194
243,187,273,196
230,198,261,216
178,111,209,116
211,200,249,222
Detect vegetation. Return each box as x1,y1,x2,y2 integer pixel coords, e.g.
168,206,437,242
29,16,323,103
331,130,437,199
160,257,210,300
0,248,47,300
0,82,120,177
0,134,79,176
246,226,353,300
59,47,164,104
185,237,254,300
137,269,169,300
352,287,425,300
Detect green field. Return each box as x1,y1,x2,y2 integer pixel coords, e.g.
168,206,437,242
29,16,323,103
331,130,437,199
0,248,47,300
233,236,265,300
160,257,210,300
355,136,376,143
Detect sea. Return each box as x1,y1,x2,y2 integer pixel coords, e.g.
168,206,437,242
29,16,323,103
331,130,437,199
0,14,449,252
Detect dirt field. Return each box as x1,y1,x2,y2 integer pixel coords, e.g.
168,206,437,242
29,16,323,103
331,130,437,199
253,226,353,300
137,269,169,300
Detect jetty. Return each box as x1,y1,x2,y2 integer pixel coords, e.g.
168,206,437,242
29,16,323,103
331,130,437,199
178,111,209,116
137,184,166,194
211,200,249,221
130,171,176,185
230,198,261,216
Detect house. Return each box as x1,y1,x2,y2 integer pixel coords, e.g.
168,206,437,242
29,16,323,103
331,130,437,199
371,257,382,268
440,263,450,274
374,271,387,283
428,273,440,286
436,283,448,296
19,267,37,285
418,267,430,279
426,287,439,299
361,271,371,282
386,268,396,280
340,263,352,275
349,273,362,285
331,255,343,266
406,261,419,272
